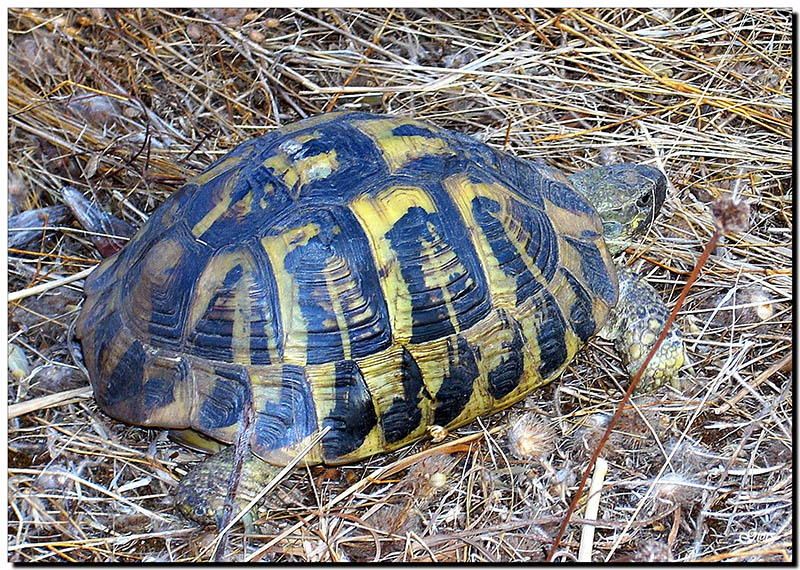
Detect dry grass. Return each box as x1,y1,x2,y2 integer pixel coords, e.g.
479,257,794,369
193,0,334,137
7,8,792,562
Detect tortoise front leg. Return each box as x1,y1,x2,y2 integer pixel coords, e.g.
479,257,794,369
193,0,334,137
599,266,686,392
175,445,280,529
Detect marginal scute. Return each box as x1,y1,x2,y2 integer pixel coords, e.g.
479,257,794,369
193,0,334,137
563,236,617,304
559,267,598,342
139,355,191,426
537,169,596,216
251,364,318,455
90,310,123,378
102,336,147,412
196,365,251,432
379,347,427,444
142,375,177,411
433,335,480,427
528,289,569,379
486,310,527,400
322,360,378,460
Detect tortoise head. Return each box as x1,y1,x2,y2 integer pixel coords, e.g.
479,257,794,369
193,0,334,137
568,163,667,255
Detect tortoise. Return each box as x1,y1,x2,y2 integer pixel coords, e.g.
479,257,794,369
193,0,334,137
75,111,685,526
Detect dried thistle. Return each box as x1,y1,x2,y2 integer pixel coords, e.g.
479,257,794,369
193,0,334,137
627,540,673,562
507,413,555,461
710,197,750,233
651,472,703,510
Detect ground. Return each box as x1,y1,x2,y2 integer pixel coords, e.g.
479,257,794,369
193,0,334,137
7,8,792,562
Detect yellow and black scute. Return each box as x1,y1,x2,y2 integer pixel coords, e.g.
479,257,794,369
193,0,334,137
76,112,619,467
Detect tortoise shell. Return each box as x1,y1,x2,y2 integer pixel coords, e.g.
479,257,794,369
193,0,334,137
76,111,618,466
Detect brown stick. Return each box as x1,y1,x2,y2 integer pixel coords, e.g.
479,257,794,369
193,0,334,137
546,229,722,561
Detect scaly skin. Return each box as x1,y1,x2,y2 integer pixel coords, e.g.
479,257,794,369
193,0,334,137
175,445,280,528
568,163,666,256
598,266,685,392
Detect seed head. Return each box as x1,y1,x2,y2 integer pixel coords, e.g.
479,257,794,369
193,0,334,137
710,197,750,233
652,472,702,509
507,413,555,461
